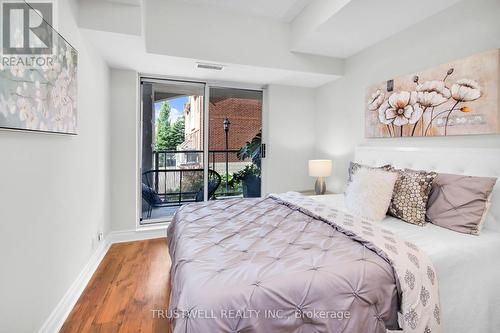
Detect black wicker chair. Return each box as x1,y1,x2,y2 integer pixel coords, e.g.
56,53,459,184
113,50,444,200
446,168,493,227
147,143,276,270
195,169,222,202
141,182,164,219
141,169,221,219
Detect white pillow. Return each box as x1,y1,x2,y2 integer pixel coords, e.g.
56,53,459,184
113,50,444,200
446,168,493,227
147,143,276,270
345,168,398,222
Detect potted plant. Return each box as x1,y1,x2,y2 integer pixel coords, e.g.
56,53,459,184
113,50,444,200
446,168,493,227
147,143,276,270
230,164,261,197
230,131,262,197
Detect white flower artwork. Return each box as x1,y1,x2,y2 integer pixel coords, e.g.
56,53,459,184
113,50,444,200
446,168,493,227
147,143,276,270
416,80,451,107
378,91,423,129
367,89,385,111
451,79,481,102
365,49,499,137
0,38,77,134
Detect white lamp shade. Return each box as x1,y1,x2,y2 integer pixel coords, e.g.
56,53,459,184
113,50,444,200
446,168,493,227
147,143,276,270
308,160,333,177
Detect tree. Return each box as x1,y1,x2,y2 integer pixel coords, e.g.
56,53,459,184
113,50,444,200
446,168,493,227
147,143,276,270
167,116,185,149
155,101,171,150
155,101,186,151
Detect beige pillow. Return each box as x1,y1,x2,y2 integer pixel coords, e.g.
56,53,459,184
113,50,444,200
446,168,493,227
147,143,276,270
389,168,437,226
345,168,398,222
426,173,497,235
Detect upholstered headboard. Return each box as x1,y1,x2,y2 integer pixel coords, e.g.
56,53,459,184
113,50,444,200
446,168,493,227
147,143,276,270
355,146,500,232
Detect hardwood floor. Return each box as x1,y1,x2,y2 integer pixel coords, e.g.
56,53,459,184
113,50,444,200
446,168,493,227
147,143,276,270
60,238,171,333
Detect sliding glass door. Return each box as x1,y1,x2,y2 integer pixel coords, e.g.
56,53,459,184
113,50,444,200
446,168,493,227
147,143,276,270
140,79,263,224
208,87,263,199
140,79,206,223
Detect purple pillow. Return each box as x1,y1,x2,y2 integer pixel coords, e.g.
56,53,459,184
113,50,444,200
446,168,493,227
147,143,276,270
426,173,497,235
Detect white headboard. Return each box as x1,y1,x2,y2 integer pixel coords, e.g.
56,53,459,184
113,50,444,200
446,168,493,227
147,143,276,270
355,146,500,232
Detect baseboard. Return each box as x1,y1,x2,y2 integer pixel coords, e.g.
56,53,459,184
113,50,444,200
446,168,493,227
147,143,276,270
38,237,111,333
107,227,167,244
38,226,168,333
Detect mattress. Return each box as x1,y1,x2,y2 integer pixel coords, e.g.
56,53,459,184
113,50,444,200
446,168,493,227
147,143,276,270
310,194,500,333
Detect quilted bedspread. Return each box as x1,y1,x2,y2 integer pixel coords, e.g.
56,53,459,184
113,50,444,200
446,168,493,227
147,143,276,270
167,193,441,333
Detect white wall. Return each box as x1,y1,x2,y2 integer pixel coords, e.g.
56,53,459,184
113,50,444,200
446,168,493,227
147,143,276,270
0,0,111,331
110,69,139,232
264,85,317,193
315,0,500,192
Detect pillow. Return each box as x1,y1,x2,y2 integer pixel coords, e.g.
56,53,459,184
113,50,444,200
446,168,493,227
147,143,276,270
347,161,393,183
426,173,497,235
345,168,398,222
389,168,437,226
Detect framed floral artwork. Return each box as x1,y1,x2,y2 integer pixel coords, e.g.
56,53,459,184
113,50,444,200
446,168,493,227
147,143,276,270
365,49,499,138
0,24,78,135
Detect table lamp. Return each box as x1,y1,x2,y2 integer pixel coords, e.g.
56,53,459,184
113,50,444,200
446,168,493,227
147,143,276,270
308,160,333,195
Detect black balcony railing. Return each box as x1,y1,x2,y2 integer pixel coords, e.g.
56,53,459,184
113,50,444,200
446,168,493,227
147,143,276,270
146,149,249,204
153,149,242,171
143,168,204,206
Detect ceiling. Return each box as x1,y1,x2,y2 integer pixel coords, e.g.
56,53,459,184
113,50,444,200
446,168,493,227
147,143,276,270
78,0,466,87
174,0,313,22
290,0,464,58
82,29,339,88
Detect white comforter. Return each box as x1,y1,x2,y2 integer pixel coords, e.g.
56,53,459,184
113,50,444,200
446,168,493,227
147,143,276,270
311,194,500,333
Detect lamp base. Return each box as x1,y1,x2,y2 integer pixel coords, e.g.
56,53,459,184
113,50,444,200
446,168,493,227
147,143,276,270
314,177,326,195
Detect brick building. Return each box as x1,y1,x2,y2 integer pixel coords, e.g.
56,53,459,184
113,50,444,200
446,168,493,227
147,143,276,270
182,93,262,166
209,96,262,150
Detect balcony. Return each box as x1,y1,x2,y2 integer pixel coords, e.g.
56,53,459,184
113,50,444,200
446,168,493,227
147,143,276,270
141,149,253,221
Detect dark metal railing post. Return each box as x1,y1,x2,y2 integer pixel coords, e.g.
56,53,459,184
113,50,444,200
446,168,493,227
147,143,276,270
223,118,231,194
225,149,229,194
179,169,183,205
154,151,159,192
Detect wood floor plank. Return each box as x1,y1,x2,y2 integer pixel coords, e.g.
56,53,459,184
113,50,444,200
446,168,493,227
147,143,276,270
60,238,171,333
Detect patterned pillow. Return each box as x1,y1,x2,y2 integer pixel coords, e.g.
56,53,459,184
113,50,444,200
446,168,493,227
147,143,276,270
389,168,437,226
347,162,393,183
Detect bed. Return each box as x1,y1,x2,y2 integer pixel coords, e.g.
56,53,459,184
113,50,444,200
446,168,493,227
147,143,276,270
350,146,500,333
312,194,500,333
167,146,500,333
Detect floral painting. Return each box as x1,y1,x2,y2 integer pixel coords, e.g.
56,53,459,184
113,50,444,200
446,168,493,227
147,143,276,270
365,49,499,137
0,40,78,134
